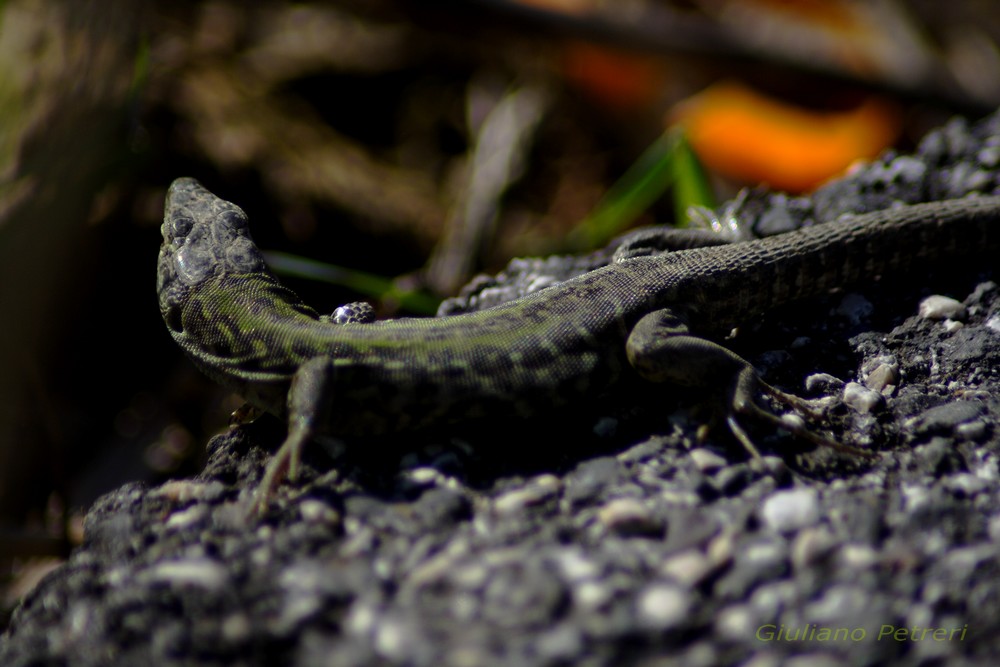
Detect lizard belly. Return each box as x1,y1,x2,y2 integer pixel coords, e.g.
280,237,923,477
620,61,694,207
320,342,625,437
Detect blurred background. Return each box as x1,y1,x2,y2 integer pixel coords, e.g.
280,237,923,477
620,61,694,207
2,0,999,623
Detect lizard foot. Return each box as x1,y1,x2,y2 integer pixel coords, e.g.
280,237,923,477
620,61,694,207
730,379,875,460
250,430,305,516
627,308,874,461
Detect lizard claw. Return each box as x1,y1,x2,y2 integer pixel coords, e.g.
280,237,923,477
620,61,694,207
724,413,762,459
249,426,308,517
731,380,877,460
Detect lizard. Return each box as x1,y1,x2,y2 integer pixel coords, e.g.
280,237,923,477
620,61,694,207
157,177,1000,512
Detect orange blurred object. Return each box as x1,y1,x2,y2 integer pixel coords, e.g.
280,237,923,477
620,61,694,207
673,81,901,192
562,42,667,113
747,0,860,31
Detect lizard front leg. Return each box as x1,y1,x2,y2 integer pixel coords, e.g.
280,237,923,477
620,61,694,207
252,356,337,515
625,308,869,459
250,301,373,515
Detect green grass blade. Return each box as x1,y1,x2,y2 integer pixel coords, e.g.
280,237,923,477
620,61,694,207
568,126,716,250
668,128,715,228
262,251,441,315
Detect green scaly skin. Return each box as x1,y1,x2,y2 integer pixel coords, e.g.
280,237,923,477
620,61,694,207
157,178,1000,511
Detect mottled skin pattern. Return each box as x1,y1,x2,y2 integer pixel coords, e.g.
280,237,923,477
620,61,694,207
157,178,1000,509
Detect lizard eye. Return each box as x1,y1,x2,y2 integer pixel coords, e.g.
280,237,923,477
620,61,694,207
218,209,247,232
170,214,194,239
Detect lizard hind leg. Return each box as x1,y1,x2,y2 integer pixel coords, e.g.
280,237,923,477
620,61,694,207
625,308,865,459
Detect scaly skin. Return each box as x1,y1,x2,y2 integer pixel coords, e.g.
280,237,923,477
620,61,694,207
157,177,1000,510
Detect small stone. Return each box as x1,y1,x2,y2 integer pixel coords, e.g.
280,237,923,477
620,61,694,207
660,549,715,588
535,624,583,662
596,497,663,536
689,448,727,472
450,562,489,588
373,617,418,661
714,604,756,640
574,581,612,611
748,580,798,619
165,504,207,530
756,198,798,234
988,515,1000,542
943,473,990,497
862,355,898,393
842,382,882,414
942,319,964,333
779,412,807,432
220,613,252,643
713,539,788,599
144,558,229,591
706,530,736,566
299,500,339,524
977,145,1000,167
565,457,622,506
908,401,985,437
760,488,820,533
740,653,783,667
919,295,966,321
790,527,836,569
955,420,988,441
901,482,931,513
551,548,599,582
617,437,664,463
494,475,561,515
838,543,878,569
155,480,225,503
636,583,691,630
402,467,445,487
412,488,472,529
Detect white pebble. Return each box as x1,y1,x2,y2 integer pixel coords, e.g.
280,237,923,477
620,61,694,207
145,558,229,591
842,382,882,414
863,356,898,393
760,488,820,532
689,448,727,472
494,474,561,515
299,499,339,524
918,295,965,321
637,583,691,629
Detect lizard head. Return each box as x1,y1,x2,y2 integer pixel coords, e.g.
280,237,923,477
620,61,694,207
157,177,267,331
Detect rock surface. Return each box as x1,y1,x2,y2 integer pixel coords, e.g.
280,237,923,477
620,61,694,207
4,110,1000,666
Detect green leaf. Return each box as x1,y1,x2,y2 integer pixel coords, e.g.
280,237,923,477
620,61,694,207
568,126,715,250
262,251,441,315
668,128,715,228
